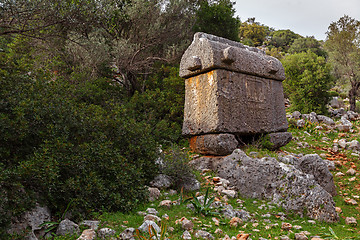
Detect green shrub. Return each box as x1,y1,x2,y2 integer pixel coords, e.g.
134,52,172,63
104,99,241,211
282,51,335,114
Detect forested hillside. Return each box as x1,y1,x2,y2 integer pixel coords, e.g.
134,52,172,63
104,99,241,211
1,0,360,239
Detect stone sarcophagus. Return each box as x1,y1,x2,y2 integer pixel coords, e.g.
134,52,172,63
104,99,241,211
180,33,291,155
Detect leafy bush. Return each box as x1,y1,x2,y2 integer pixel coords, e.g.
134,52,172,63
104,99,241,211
160,145,194,190
282,51,335,114
0,59,159,236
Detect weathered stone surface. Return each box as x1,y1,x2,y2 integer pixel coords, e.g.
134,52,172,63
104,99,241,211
138,220,161,234
329,97,344,109
144,214,161,223
294,154,337,196
180,32,285,80
213,149,338,222
292,111,301,119
119,228,136,240
148,187,161,202
183,230,192,239
77,229,96,240
340,116,353,128
189,134,238,155
309,112,319,124
317,115,335,126
194,230,215,239
297,119,306,128
150,174,173,189
8,205,51,237
348,140,360,151
98,228,116,239
266,132,292,150
56,219,80,236
182,219,194,230
182,69,288,136
345,217,357,225
295,232,308,240
181,178,201,191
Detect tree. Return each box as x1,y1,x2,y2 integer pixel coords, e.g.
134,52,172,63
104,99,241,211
193,0,240,41
289,36,327,57
282,51,335,114
239,18,267,46
324,15,360,111
268,29,302,52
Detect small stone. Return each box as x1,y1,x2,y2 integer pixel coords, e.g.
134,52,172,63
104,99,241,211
335,207,342,213
195,230,214,239
295,232,308,240
146,208,158,215
229,217,243,227
214,228,223,235
338,139,347,148
335,172,345,177
281,222,292,231
221,190,237,198
144,214,161,223
119,228,136,240
162,214,169,220
349,177,356,182
159,200,172,208
212,217,220,226
292,111,302,119
138,221,161,233
345,217,357,226
56,219,80,236
182,219,194,231
148,187,161,202
183,230,192,239
297,119,306,128
98,228,116,239
345,198,358,205
346,168,357,176
237,233,250,240
293,225,302,230
223,235,231,240
262,213,271,218
307,220,316,224
280,236,290,240
77,229,96,240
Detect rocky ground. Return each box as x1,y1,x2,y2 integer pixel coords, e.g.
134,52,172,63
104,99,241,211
11,104,360,240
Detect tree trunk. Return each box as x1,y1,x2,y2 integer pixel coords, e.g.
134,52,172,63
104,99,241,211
349,81,360,112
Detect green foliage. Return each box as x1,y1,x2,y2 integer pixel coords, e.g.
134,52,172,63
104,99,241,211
125,66,185,145
282,51,335,114
0,46,159,236
193,0,240,41
160,145,194,190
239,18,267,46
185,188,219,216
289,36,327,57
325,15,360,111
134,221,168,240
268,29,302,52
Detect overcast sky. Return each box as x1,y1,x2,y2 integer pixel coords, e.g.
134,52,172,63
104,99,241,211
233,0,360,40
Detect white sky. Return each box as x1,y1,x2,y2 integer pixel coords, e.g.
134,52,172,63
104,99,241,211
233,0,360,40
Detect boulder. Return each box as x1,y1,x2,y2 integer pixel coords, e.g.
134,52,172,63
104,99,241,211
138,220,161,234
297,119,306,128
150,174,173,189
148,187,161,202
77,229,96,240
294,154,337,196
98,228,116,239
8,205,51,238
266,132,292,150
340,116,353,128
348,140,360,151
309,112,319,124
213,149,338,222
56,219,80,236
292,111,302,119
119,228,136,240
79,220,100,230
189,134,238,156
329,97,344,109
317,115,335,126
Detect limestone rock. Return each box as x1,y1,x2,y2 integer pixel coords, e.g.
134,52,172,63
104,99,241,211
77,229,96,240
144,214,161,223
266,132,292,150
183,230,192,239
229,217,243,227
347,168,357,176
221,189,238,198
56,219,80,236
214,149,339,222
292,111,302,119
340,116,353,128
194,230,215,239
148,187,161,202
159,200,173,208
181,178,201,192
146,208,159,215
309,112,318,124
295,232,308,240
338,139,347,149
119,228,136,240
138,220,161,233
348,140,360,151
295,154,337,196
317,115,335,126
98,228,116,239
297,119,306,128
150,174,173,189
182,219,194,231
281,222,292,231
189,134,238,156
345,217,357,226
330,97,344,109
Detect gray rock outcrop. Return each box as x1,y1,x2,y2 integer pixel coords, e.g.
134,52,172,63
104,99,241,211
195,149,338,222
56,219,80,236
